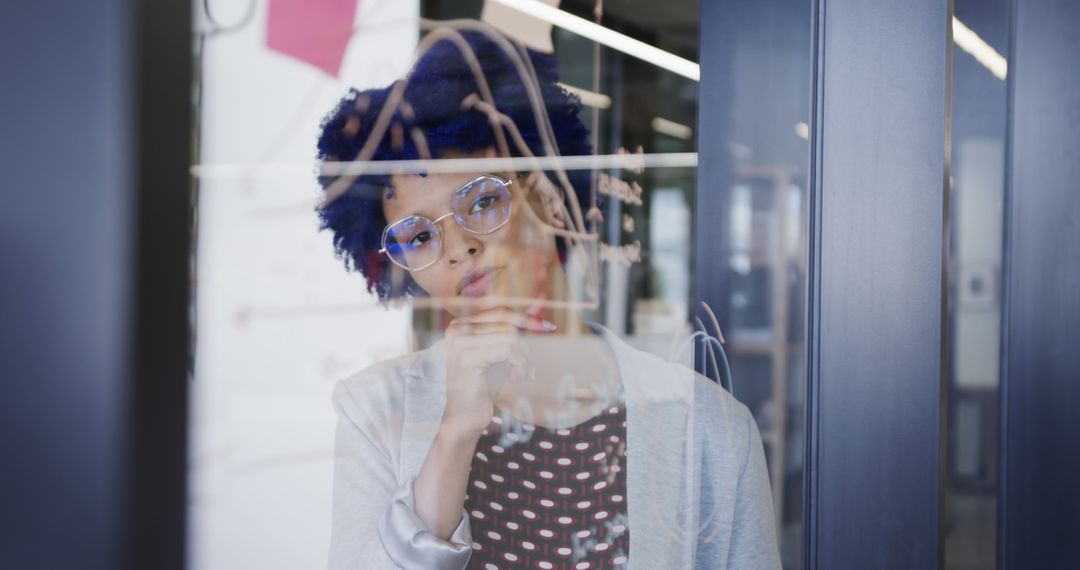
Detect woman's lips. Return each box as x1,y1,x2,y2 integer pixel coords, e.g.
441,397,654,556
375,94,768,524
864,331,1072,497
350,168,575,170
458,267,501,297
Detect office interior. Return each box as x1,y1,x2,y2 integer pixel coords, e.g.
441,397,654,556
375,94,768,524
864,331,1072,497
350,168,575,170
3,0,1077,569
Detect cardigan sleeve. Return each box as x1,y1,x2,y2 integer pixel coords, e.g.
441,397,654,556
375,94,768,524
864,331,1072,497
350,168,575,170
328,381,473,570
724,411,782,569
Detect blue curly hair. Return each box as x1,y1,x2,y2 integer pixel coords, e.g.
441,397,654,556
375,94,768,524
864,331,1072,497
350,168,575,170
315,29,594,300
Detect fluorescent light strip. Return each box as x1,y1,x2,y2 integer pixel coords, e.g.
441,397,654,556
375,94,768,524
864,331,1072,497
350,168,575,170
952,17,1007,80
491,0,700,81
651,117,693,140
558,82,612,109
191,152,700,179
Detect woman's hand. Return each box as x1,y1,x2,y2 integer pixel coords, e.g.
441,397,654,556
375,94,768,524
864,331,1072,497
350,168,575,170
440,308,556,438
411,309,554,541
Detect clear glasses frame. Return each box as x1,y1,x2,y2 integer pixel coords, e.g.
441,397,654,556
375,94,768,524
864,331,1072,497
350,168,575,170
378,174,514,272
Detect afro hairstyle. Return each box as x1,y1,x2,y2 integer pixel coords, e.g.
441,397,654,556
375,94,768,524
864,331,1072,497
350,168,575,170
315,28,593,300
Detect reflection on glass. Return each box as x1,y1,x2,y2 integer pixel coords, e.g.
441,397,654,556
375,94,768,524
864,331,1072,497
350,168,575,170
700,2,811,566
945,2,1010,569
189,0,805,568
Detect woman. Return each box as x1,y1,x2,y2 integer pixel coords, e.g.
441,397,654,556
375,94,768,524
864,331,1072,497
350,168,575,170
317,27,780,570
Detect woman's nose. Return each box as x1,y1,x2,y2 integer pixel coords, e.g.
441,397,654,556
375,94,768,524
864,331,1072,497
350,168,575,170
440,222,482,265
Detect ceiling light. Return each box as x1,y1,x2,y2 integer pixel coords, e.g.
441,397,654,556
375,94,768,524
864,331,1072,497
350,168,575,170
652,117,693,140
490,0,700,81
952,17,1007,80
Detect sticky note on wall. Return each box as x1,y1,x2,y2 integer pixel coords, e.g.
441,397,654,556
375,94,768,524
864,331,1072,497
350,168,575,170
266,0,360,77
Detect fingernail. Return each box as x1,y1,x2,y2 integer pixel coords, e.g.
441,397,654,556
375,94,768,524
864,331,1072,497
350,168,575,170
539,319,557,331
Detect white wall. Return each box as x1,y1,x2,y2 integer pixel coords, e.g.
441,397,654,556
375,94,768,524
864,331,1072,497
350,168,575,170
954,138,1004,389
189,1,418,568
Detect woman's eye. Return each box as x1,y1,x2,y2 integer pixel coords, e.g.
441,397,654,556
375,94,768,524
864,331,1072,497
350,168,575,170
470,194,499,213
407,231,433,247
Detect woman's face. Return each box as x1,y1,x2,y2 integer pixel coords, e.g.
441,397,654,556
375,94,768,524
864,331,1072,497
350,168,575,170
383,160,560,316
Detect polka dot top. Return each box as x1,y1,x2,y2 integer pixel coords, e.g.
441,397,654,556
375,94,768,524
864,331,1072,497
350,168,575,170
464,404,629,570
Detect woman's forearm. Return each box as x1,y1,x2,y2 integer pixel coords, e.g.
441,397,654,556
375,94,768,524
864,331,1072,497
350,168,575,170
413,421,481,541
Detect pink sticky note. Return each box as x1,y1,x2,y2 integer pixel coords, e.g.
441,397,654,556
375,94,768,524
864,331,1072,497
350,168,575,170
266,0,359,77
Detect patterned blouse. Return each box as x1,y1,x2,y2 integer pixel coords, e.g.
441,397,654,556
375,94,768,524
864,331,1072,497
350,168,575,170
464,404,629,570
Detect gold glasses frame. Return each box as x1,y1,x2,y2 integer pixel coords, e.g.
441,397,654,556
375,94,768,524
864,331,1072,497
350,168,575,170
378,173,514,271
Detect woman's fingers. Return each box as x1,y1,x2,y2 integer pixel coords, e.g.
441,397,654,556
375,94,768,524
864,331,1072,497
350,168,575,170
449,330,517,352
452,333,531,369
449,324,534,388
459,343,529,378
441,310,539,435
446,321,516,337
450,307,556,333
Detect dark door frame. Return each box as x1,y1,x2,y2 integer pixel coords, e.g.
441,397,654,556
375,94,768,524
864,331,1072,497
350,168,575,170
4,1,191,570
999,0,1080,567
803,1,952,568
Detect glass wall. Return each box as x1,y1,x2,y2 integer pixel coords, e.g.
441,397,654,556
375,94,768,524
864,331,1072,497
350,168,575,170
699,4,812,565
188,1,808,568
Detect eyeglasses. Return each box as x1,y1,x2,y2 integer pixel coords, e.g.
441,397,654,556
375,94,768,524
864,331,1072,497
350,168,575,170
379,174,514,271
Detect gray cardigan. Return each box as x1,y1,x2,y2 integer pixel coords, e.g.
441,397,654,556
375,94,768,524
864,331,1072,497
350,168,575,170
328,326,781,569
